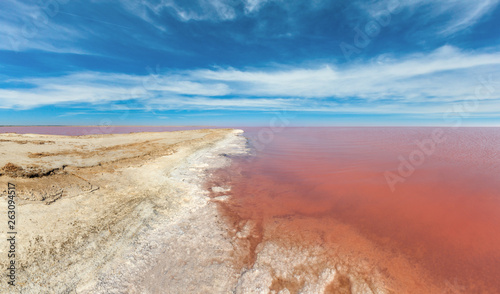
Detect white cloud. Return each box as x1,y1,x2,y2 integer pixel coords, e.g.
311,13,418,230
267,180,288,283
0,0,88,53
137,0,237,22
147,96,293,110
439,0,498,35
244,0,269,13
359,0,500,36
189,46,500,101
2,46,500,115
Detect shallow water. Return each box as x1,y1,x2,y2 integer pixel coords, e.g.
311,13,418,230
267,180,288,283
215,127,500,293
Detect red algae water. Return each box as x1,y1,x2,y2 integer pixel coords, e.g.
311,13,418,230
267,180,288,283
212,127,500,293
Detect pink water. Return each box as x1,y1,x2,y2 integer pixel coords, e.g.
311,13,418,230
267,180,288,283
3,126,500,292
214,127,500,293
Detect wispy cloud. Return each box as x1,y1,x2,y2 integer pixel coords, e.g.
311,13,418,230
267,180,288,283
1,0,177,54
132,0,238,22
244,0,269,14
439,0,499,35
0,0,88,53
190,46,500,101
358,0,500,36
4,0,495,57
1,46,499,115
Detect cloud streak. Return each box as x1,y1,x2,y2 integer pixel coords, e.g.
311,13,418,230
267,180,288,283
359,0,499,36
1,46,499,116
0,0,89,53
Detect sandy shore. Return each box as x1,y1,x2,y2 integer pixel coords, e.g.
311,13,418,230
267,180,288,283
0,129,247,293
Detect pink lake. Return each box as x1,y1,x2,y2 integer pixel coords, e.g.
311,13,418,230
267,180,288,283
3,126,500,292
214,127,500,293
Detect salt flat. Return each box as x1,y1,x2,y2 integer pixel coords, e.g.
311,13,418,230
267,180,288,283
0,129,247,293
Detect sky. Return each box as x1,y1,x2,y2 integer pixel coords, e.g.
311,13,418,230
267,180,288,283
1,0,500,126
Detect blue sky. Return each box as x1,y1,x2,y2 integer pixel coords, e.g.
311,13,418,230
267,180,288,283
1,0,500,126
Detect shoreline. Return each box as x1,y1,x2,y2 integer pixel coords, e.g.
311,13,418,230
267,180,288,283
0,129,247,293
93,129,250,293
